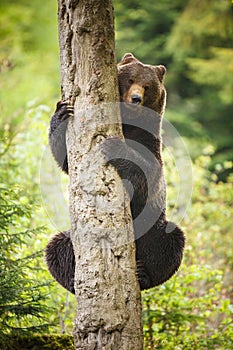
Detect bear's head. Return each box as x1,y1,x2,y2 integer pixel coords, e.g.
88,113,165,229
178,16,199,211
117,53,166,116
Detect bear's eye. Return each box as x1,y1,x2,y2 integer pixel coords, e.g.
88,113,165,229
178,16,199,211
144,85,149,91
128,79,134,85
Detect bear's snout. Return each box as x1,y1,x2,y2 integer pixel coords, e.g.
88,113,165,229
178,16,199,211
123,83,144,106
131,94,142,105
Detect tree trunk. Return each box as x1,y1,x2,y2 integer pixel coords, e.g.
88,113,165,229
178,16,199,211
57,1,143,349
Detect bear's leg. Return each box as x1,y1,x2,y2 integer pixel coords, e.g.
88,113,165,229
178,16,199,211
45,231,75,294
101,136,161,207
45,223,184,292
49,102,73,174
136,222,185,290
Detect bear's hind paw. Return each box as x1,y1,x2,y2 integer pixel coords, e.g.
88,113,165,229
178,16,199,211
136,260,152,290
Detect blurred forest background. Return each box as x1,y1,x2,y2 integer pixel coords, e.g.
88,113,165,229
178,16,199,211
0,0,232,349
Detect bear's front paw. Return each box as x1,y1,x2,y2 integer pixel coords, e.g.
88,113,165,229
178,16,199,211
55,101,74,122
101,135,127,162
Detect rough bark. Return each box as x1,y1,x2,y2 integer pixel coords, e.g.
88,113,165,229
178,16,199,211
57,1,143,349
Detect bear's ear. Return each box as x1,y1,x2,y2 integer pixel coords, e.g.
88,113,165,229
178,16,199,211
154,65,166,82
118,53,138,66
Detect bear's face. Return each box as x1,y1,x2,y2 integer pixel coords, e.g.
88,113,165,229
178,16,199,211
117,53,166,116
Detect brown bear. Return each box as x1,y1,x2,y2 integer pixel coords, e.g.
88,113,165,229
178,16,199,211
46,53,185,293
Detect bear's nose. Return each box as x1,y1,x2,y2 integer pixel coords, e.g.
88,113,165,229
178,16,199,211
131,94,142,105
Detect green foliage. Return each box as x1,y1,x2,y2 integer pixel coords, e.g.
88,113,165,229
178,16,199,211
166,0,232,60
0,104,76,335
165,0,233,176
0,0,59,128
0,188,51,335
0,130,54,337
187,47,233,105
142,265,233,349
114,0,188,64
141,151,233,349
0,334,74,350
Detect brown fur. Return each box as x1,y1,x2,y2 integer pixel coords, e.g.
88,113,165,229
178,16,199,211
46,53,185,293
